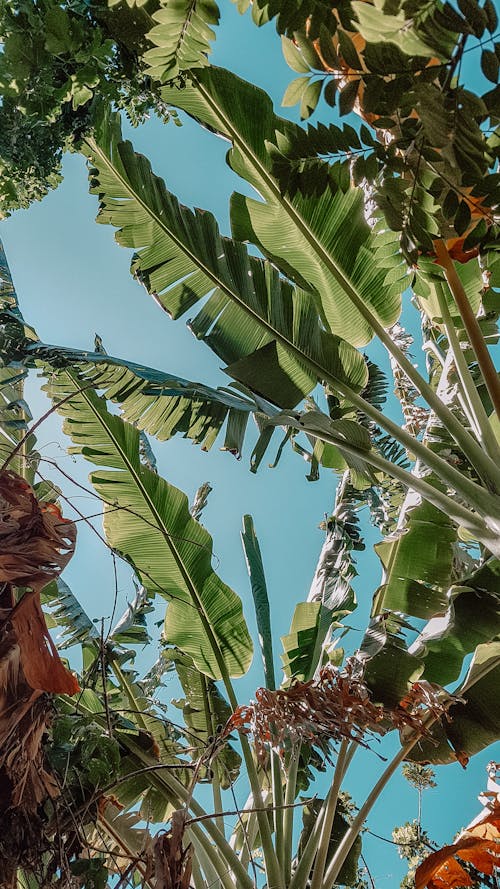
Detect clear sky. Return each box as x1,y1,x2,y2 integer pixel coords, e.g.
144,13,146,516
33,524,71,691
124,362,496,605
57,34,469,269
2,3,498,885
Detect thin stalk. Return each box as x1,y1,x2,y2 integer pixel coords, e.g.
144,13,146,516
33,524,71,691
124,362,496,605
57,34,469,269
190,848,207,889
289,742,357,889
322,651,500,889
190,79,500,490
97,812,152,887
273,753,285,877
192,839,227,889
200,673,225,837
63,694,255,889
334,382,500,516
238,733,285,889
309,740,349,889
111,659,149,734
434,279,500,459
123,735,255,889
283,747,300,886
434,239,500,420
322,738,418,889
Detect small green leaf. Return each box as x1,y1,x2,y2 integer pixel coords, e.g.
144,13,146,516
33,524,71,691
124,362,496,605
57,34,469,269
481,48,499,84
293,31,322,69
324,78,337,107
281,36,310,73
339,78,359,116
300,79,322,119
458,0,486,37
454,199,472,236
442,188,459,220
338,30,361,70
484,0,499,32
318,24,340,69
282,75,311,107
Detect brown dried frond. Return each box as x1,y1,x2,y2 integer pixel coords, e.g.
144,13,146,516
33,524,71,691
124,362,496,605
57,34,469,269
225,662,461,761
0,470,79,880
145,811,193,889
0,469,76,590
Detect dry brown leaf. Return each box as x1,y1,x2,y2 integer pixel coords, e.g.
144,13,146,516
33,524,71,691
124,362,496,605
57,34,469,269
0,470,76,590
416,764,500,889
225,662,459,761
145,811,193,889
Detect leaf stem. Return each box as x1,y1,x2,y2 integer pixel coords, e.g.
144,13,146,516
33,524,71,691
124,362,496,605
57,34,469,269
288,742,357,889
309,740,349,889
434,239,500,421
285,415,499,549
283,747,300,886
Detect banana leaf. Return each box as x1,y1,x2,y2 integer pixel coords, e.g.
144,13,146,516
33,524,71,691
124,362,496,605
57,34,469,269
83,110,368,412
43,368,253,680
167,648,242,788
161,66,405,347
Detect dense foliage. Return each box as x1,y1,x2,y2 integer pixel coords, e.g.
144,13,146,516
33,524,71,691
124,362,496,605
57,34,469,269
1,0,500,887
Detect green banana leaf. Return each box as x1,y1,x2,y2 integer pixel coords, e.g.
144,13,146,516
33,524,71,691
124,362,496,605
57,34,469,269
83,109,368,410
371,494,457,621
44,368,253,680
413,558,500,686
34,340,264,456
42,578,101,650
281,602,324,683
410,640,500,765
281,508,359,683
241,514,276,689
161,67,405,346
167,648,242,788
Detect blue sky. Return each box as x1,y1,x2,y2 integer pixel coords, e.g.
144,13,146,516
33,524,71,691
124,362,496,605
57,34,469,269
2,3,499,884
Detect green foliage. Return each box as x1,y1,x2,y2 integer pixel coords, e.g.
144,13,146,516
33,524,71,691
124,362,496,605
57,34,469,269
4,2,500,888
144,0,220,81
0,0,172,216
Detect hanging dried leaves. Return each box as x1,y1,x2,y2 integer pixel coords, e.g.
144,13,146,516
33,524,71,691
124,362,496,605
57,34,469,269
0,470,78,882
0,469,76,590
144,811,193,889
416,762,500,889
225,662,461,761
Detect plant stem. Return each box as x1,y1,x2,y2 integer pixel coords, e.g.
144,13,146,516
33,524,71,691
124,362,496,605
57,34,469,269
289,742,357,889
309,740,349,889
273,753,285,877
201,672,225,837
283,747,300,886
335,383,500,514
238,732,285,889
434,239,500,421
433,278,500,459
322,738,417,889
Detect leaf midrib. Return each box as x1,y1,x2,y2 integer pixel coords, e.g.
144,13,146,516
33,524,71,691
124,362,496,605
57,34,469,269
64,369,235,684
85,127,500,517
190,76,498,486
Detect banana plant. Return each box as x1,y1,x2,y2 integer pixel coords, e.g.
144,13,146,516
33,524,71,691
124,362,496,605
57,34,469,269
2,1,500,887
